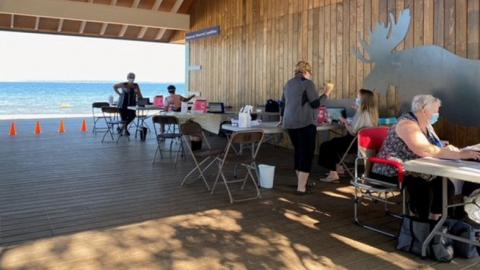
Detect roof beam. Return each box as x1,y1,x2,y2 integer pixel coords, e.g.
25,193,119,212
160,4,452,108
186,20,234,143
119,0,141,37
137,0,164,39
57,19,64,32
34,17,39,30
155,0,184,40
99,0,117,35
0,0,190,31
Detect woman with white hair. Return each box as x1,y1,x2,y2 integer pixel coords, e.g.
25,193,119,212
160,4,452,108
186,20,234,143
371,94,480,220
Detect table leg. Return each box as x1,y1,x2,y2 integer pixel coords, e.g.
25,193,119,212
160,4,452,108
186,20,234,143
421,177,448,257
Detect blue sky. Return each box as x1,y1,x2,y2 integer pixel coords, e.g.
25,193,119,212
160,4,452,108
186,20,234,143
0,31,185,83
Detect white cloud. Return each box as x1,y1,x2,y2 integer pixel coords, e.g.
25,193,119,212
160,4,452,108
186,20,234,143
0,31,185,83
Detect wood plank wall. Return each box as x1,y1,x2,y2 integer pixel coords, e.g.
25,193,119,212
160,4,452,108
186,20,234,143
188,0,480,146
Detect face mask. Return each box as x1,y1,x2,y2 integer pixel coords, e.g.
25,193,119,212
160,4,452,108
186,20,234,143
355,97,361,107
128,78,134,83
430,113,439,125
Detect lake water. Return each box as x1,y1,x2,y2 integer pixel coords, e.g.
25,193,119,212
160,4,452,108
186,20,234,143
0,82,185,118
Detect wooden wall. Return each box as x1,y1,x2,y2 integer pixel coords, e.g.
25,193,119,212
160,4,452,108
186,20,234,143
188,0,480,146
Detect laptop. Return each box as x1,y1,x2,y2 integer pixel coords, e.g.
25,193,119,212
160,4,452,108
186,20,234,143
326,107,347,122
137,98,151,107
208,102,225,113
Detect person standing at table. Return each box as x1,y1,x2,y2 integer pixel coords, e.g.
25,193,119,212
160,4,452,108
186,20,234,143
164,85,195,112
279,61,334,194
113,72,143,136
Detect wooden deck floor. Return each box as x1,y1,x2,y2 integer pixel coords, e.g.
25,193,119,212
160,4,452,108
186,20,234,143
0,118,479,270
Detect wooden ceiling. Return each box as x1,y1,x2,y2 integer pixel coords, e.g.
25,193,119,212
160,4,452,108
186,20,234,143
0,0,196,43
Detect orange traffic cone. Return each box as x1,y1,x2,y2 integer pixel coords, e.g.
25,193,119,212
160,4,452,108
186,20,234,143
9,122,17,137
34,121,42,136
81,119,88,133
58,120,66,134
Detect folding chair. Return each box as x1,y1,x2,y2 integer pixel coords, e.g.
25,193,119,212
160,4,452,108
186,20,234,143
101,107,128,143
352,126,406,237
211,130,264,203
180,120,224,190
92,102,110,134
337,135,358,179
151,115,184,164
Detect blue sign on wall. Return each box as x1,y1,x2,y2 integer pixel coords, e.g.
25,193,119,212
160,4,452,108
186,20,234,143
186,26,220,41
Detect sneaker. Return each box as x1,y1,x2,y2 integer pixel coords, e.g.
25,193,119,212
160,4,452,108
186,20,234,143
336,164,345,176
319,171,340,183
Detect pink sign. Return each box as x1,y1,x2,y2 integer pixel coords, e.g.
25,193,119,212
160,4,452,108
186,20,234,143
154,96,164,108
317,106,329,125
194,99,208,113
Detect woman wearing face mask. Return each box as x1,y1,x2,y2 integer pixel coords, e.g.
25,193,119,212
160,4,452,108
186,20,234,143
113,72,143,136
371,95,480,220
279,61,334,194
164,85,195,112
318,89,379,183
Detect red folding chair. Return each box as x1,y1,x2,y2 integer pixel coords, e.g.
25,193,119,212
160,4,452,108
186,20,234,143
352,127,406,237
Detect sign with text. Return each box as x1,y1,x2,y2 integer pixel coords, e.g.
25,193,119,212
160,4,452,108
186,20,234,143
186,26,220,41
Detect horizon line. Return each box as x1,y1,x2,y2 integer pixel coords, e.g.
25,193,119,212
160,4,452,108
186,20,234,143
0,80,186,84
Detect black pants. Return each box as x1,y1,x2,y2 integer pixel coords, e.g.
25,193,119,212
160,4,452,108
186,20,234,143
287,125,316,173
318,134,356,171
370,172,453,220
120,109,136,127
405,176,453,220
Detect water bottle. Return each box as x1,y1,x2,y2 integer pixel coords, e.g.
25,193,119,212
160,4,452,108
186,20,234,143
108,95,114,106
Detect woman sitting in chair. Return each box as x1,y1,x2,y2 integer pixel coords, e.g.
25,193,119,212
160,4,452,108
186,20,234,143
318,88,379,183
371,95,480,220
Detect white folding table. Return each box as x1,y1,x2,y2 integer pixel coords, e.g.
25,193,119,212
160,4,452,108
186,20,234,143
404,153,480,257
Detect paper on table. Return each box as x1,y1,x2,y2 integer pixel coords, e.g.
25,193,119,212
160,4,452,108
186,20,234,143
463,145,480,151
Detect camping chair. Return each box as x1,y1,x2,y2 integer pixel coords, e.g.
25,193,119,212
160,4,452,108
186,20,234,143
151,115,184,164
101,106,128,143
180,120,224,190
211,130,264,204
92,102,110,134
352,126,406,238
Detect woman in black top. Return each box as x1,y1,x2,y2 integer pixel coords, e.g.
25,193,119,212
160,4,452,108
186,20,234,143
113,72,143,136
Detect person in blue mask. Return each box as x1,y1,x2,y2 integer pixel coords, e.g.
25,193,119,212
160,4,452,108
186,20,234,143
371,94,480,220
318,89,379,182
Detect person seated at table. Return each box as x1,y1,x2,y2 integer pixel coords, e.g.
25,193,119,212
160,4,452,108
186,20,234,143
318,88,379,183
113,72,143,136
371,94,480,220
164,85,195,112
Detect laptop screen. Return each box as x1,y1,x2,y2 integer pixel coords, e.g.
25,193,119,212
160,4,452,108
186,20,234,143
208,102,224,113
327,107,347,121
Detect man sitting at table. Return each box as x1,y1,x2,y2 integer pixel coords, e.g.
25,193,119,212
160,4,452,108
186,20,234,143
371,95,480,220
164,85,195,112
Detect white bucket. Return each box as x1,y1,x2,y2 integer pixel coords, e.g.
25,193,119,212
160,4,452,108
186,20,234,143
258,164,275,189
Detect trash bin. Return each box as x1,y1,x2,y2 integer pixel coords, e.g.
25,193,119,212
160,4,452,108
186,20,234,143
258,164,275,189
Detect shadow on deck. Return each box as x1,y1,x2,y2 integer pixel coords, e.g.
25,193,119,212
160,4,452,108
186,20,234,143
0,119,478,269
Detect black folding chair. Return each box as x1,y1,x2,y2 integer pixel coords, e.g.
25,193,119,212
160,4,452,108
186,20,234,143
101,107,128,143
211,130,264,203
92,102,110,134
180,120,224,190
152,115,184,164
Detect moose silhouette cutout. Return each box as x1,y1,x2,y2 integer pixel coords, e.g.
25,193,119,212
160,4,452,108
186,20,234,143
356,9,480,127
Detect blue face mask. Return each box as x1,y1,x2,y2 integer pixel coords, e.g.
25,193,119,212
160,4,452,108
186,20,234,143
430,113,439,125
355,97,361,107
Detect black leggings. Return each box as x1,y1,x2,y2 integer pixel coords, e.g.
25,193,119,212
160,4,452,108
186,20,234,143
120,109,136,127
287,125,317,173
318,134,356,171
